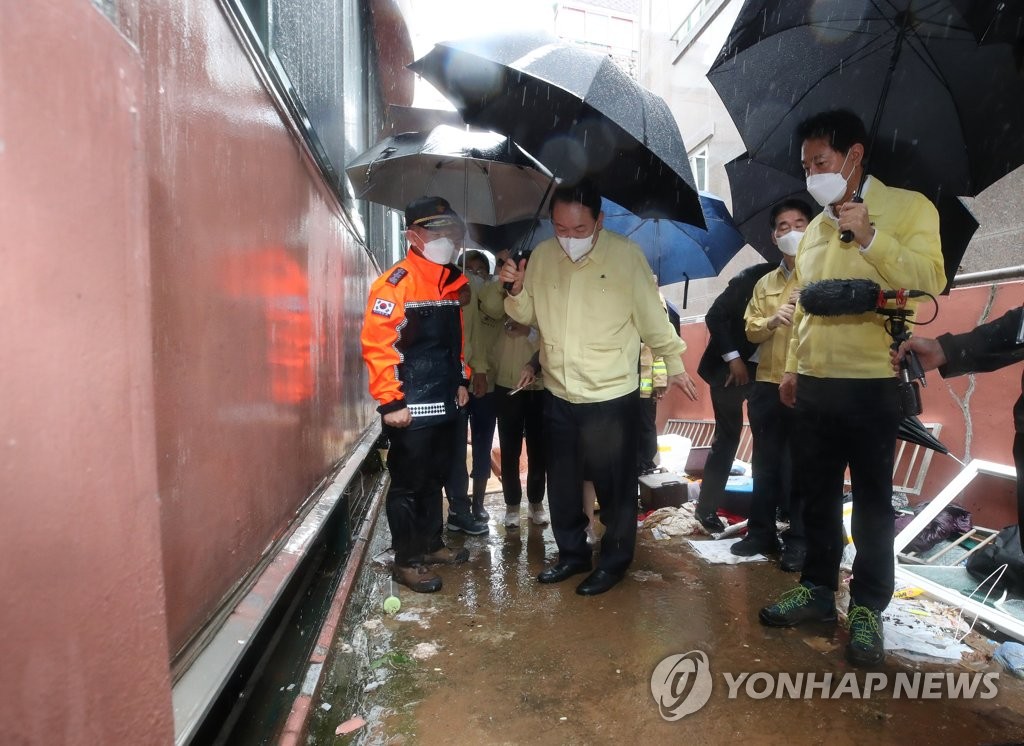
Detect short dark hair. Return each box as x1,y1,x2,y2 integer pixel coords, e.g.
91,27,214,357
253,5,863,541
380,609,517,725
462,250,488,267
549,180,602,220
769,198,814,230
795,109,867,155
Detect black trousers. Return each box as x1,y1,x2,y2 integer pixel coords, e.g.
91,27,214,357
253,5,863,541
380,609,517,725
795,376,901,610
638,395,658,474
544,390,639,574
443,409,471,516
384,419,455,566
696,381,751,514
495,386,546,506
747,381,803,546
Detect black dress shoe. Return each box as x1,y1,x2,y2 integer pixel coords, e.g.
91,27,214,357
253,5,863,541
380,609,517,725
537,561,592,584
576,569,624,596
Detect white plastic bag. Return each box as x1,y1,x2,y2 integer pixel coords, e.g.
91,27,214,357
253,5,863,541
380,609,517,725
656,434,692,475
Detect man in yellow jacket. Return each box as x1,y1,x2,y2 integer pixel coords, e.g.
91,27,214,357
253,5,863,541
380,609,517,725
758,110,945,667
734,198,814,570
500,181,698,596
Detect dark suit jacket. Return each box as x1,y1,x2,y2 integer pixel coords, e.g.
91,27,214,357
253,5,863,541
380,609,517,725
939,306,1024,433
697,262,776,387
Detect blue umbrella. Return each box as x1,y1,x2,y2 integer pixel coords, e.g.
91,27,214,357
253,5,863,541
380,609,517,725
601,193,745,285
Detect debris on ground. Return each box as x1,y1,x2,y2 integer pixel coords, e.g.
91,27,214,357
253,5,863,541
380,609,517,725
686,537,768,564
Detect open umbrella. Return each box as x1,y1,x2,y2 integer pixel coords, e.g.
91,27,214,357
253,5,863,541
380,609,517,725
724,153,979,290
950,0,1023,46
345,124,554,226
409,31,705,227
724,154,818,262
601,193,746,284
707,1,1024,207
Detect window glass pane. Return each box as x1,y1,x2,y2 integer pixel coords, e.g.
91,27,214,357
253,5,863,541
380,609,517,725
271,0,348,198
587,13,611,47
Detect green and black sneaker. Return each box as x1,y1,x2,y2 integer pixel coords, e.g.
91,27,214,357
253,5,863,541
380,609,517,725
846,603,885,666
759,581,837,627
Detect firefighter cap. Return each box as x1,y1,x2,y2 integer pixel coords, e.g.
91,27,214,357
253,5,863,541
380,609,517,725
405,196,462,230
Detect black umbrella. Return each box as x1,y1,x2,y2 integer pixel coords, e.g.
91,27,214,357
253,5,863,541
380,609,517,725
345,125,554,226
707,1,1024,207
724,154,818,262
951,0,1024,69
898,415,955,459
950,0,1023,45
724,153,979,291
409,31,705,227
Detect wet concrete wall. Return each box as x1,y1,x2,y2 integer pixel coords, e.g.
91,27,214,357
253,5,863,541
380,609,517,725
662,280,1021,526
1,0,402,740
129,1,381,657
0,2,173,743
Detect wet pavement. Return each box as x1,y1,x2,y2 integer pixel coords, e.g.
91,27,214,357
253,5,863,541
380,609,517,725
307,492,1024,745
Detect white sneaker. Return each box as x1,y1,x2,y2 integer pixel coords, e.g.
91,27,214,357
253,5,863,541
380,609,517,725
528,504,549,525
504,509,521,528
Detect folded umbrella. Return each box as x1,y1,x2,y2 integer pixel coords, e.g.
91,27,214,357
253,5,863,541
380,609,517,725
409,31,705,226
345,124,554,226
897,415,956,459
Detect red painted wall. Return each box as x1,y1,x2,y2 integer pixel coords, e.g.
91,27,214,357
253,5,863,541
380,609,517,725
0,2,173,743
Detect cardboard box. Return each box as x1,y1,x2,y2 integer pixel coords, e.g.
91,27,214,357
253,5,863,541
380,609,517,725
639,471,689,511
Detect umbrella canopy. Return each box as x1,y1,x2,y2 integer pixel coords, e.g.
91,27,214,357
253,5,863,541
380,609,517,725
950,0,1023,46
707,0,1024,205
724,154,819,262
724,153,979,290
409,32,705,227
602,193,746,284
345,125,554,226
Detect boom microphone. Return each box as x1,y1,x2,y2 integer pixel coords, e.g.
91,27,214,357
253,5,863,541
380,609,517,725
800,278,928,316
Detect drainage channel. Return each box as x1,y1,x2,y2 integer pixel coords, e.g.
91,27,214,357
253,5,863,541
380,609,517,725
194,447,387,745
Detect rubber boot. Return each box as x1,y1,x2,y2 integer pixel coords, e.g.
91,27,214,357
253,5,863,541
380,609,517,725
472,476,490,522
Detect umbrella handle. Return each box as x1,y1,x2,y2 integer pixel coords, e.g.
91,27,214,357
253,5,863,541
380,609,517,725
839,194,864,244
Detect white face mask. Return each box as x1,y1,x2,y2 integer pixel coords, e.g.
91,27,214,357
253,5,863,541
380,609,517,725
557,232,595,262
805,150,852,207
420,236,456,265
775,229,803,257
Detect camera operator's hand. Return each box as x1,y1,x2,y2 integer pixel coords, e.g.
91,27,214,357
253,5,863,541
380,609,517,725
499,257,527,296
892,336,946,373
724,357,749,386
779,372,797,408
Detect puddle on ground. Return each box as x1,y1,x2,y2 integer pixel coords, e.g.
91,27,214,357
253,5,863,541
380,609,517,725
308,493,1024,745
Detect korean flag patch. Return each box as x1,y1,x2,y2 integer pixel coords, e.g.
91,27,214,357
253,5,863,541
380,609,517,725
372,298,396,317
